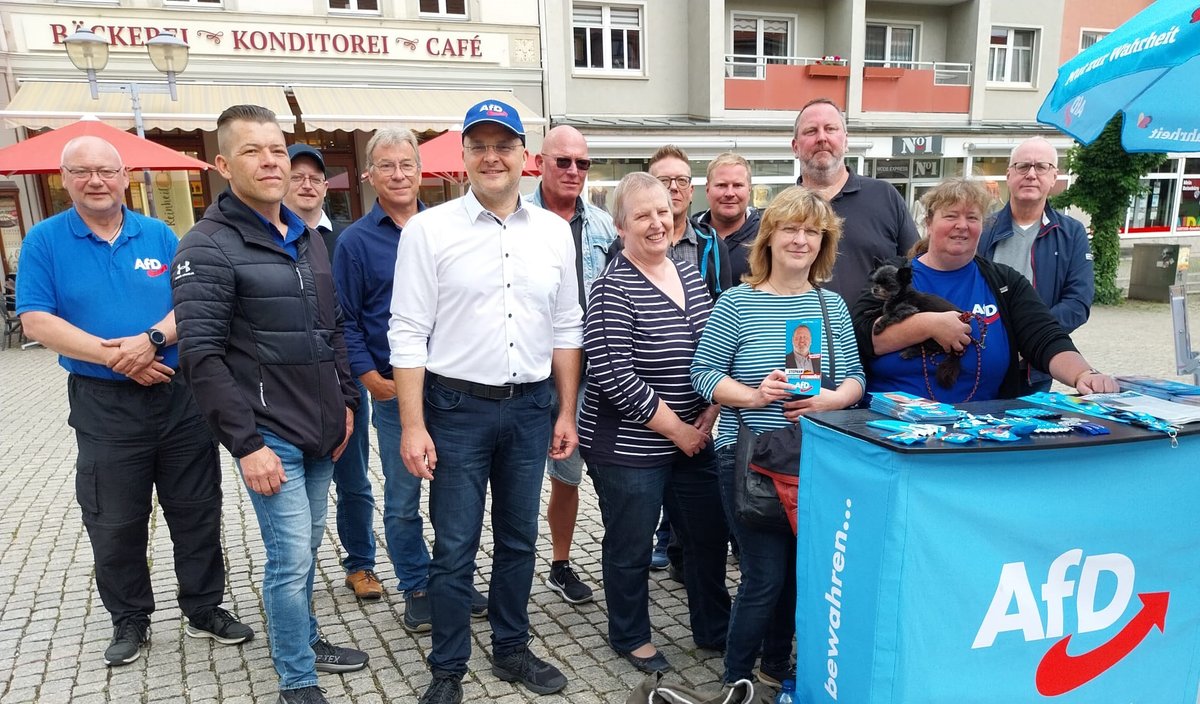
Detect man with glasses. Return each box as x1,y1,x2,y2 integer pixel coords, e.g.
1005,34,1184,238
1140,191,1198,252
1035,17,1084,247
695,152,761,282
333,129,489,626
16,135,253,668
390,99,580,704
792,98,917,307
979,136,1093,394
646,145,732,299
283,143,381,604
525,125,616,607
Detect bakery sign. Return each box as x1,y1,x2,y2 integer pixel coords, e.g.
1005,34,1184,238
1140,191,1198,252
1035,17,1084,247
18,14,518,64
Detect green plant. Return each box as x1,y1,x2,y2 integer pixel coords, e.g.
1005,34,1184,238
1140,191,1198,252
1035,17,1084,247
1052,114,1167,305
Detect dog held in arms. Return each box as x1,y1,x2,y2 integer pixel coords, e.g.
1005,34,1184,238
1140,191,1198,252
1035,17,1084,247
867,263,965,388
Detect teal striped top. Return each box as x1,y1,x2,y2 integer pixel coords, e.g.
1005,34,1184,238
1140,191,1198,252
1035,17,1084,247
691,284,865,450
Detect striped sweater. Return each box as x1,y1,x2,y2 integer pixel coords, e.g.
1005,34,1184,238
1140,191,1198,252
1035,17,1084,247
691,283,865,450
578,253,713,467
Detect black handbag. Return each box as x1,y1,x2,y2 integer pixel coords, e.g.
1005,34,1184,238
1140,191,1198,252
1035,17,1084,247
732,288,837,533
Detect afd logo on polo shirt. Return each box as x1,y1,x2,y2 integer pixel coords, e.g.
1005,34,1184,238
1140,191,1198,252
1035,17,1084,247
133,257,169,277
972,549,1169,696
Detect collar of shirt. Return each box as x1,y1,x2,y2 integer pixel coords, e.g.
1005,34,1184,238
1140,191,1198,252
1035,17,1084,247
67,205,143,243
249,203,306,247
678,220,700,245
317,211,333,232
463,188,528,225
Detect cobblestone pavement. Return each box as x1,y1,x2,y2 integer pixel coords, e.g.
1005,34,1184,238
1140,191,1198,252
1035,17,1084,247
1,296,1197,704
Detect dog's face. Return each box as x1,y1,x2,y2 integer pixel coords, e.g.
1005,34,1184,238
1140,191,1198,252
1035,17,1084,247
870,264,901,300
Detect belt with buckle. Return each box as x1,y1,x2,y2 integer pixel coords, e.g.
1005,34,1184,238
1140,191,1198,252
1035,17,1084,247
431,373,543,400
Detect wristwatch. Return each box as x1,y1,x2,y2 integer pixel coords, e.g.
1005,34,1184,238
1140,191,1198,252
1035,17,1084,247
145,328,167,349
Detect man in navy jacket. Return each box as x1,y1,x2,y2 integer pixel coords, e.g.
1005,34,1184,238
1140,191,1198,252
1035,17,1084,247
979,137,1094,394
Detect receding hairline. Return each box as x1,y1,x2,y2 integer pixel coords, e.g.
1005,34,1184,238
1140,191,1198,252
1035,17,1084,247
60,135,123,168
793,98,847,136
365,127,421,167
543,125,587,154
1010,137,1059,166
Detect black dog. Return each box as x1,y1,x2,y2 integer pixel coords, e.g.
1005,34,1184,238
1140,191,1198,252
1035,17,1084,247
868,263,963,388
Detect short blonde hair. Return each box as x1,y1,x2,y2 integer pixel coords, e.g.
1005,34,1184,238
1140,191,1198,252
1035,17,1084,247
920,178,994,228
745,186,842,287
705,152,752,183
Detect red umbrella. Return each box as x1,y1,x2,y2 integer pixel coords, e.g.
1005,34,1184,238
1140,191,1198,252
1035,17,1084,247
0,117,212,175
419,130,539,184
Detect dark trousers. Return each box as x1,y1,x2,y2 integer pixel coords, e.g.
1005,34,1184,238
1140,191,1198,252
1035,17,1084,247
67,374,225,627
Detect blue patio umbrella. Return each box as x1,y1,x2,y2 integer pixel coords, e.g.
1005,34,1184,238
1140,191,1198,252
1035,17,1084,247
1037,0,1200,152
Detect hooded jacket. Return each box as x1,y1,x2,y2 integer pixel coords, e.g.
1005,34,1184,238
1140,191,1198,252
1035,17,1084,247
694,207,761,284
171,190,359,459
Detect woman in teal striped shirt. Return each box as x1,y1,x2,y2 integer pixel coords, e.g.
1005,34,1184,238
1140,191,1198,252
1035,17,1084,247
691,186,865,686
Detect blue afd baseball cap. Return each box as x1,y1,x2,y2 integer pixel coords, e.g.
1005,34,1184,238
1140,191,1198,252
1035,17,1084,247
462,99,526,144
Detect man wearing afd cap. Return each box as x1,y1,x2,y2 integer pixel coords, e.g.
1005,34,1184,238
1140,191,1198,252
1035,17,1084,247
390,99,582,703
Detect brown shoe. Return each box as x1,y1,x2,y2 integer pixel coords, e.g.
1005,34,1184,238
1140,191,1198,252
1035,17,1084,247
344,569,384,601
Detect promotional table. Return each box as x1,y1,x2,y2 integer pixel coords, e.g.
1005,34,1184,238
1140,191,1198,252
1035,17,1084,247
795,401,1200,704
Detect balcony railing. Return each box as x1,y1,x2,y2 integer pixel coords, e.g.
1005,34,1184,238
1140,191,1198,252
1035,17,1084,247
863,59,972,85
725,54,848,79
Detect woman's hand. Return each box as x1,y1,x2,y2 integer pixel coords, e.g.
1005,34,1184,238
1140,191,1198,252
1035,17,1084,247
669,421,710,457
1075,371,1119,395
692,404,720,437
782,388,845,422
926,311,973,354
753,369,794,408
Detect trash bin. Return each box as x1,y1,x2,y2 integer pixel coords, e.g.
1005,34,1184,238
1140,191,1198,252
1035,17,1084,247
1128,243,1187,302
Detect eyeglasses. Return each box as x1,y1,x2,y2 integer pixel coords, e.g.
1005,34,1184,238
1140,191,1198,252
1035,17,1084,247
778,225,824,240
1009,161,1056,175
371,161,419,177
545,155,591,171
464,143,522,157
656,176,692,190
62,166,123,181
289,174,326,186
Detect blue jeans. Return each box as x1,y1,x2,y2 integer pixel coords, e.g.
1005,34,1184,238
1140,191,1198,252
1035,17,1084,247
240,428,334,691
588,447,731,653
372,394,430,594
423,378,552,674
715,445,796,683
333,381,375,574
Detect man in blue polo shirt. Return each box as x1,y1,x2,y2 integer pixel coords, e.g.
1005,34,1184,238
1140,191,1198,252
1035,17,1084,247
16,134,253,668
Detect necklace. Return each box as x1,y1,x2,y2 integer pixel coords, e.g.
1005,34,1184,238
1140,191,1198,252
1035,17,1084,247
764,279,812,296
921,311,989,402
96,216,124,245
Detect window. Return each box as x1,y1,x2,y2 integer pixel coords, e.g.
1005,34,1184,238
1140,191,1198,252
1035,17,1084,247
865,23,917,67
988,27,1036,84
420,0,466,16
1080,29,1110,51
328,0,379,12
573,3,643,73
165,0,221,5
730,14,791,78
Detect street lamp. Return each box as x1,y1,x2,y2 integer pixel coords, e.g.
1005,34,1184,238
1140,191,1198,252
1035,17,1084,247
62,28,191,217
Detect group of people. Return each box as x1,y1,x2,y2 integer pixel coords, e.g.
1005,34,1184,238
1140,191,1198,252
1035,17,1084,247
15,93,1118,704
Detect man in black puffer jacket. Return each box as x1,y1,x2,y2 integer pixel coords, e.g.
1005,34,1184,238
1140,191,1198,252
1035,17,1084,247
171,104,364,704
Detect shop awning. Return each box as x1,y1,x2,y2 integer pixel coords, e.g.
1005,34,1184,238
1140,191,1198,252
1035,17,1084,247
292,86,544,133
0,81,296,132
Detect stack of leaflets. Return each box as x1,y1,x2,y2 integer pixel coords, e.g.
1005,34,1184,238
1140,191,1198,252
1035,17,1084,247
1082,390,1200,425
869,391,962,423
1115,375,1200,407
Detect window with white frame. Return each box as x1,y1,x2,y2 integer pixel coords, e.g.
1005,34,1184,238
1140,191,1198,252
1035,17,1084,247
420,0,466,17
164,0,221,5
865,23,918,67
1080,29,1110,51
730,14,791,78
572,3,643,73
328,0,379,12
988,27,1036,84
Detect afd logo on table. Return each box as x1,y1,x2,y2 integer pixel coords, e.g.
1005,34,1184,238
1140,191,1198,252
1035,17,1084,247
971,549,1169,696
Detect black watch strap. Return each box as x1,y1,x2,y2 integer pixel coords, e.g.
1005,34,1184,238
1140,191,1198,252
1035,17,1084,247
145,328,166,348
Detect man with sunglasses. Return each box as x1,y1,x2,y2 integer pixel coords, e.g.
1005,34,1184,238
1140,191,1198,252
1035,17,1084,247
391,99,581,704
979,136,1093,394
526,125,616,608
17,135,253,668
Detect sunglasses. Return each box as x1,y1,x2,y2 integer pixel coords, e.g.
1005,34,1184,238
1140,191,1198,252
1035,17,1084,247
547,156,592,171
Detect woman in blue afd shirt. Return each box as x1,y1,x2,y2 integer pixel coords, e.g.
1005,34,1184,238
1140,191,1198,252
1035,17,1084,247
850,178,1116,402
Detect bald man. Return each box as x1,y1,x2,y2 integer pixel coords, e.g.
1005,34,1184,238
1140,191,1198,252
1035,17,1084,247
527,125,616,606
16,135,252,668
979,137,1094,393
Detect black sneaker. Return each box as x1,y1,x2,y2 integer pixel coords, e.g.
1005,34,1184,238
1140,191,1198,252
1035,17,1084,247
277,686,329,704
185,606,255,645
418,671,464,704
404,591,432,632
757,660,796,688
470,585,488,618
311,637,369,673
104,619,150,667
491,645,567,695
545,562,594,605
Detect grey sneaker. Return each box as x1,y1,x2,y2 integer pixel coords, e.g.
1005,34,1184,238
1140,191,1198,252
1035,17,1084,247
277,686,328,704
311,637,369,673
185,606,254,645
103,619,150,667
404,590,432,632
418,671,464,704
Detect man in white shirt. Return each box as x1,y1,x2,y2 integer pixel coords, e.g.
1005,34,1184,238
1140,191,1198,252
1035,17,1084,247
389,99,583,704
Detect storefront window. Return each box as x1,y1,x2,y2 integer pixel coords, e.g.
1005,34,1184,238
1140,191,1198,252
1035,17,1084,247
749,159,794,178
970,156,1009,177
588,158,648,181
1178,178,1200,230
1128,178,1176,230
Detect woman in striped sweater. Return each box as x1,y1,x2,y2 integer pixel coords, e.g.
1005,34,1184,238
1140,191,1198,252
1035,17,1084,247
578,173,730,675
691,186,865,686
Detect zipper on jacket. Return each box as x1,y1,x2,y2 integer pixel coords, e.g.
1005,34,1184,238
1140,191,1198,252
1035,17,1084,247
259,380,267,408
295,267,304,291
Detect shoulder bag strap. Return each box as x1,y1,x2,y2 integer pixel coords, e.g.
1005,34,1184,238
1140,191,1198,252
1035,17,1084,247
817,287,837,381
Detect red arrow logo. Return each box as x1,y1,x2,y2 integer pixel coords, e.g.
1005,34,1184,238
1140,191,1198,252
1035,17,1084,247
1035,592,1168,696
